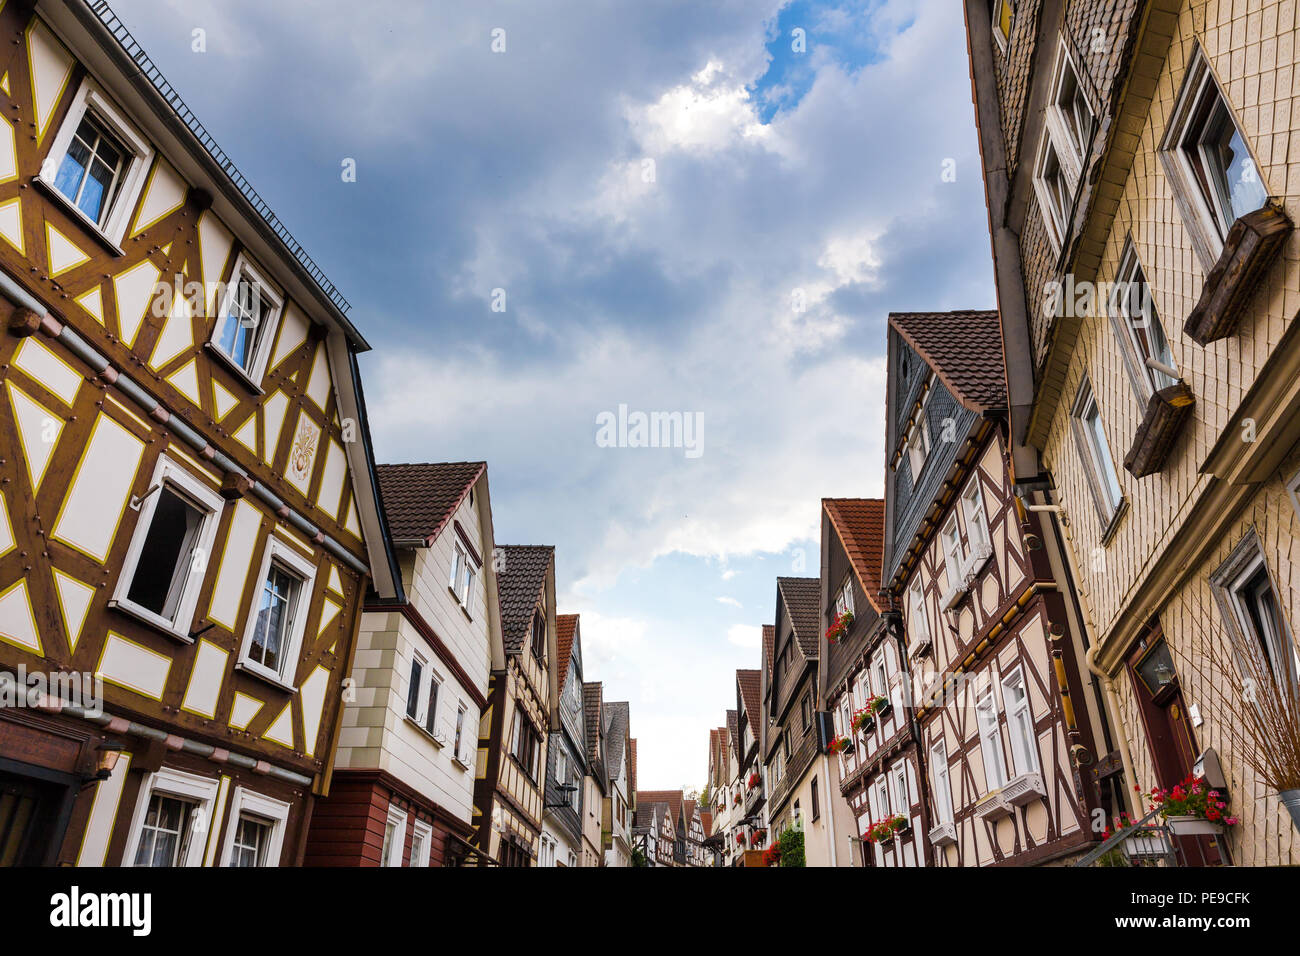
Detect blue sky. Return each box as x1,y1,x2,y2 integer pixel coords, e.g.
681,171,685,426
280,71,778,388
112,0,992,790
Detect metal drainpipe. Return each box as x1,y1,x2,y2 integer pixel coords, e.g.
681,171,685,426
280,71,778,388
821,752,838,867
1024,502,1139,816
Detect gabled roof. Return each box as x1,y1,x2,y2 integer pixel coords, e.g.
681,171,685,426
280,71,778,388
726,710,738,762
777,577,822,657
556,614,579,689
496,545,555,655
737,669,761,727
701,809,714,837
637,790,684,825
823,498,886,612
604,701,629,778
374,462,485,545
583,681,604,762
762,625,775,681
888,311,1005,413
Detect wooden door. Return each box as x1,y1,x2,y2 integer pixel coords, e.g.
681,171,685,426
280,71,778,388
0,770,63,866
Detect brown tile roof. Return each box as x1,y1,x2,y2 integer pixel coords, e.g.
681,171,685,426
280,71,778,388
496,545,554,655
374,461,484,544
637,790,683,824
822,498,886,612
777,577,821,657
556,614,578,689
583,681,604,771
701,809,713,837
737,669,761,726
604,701,629,778
726,710,738,761
888,310,1006,412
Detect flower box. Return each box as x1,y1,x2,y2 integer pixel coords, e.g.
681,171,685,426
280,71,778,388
827,734,853,756
1123,382,1195,479
928,821,957,847
974,790,1013,821
1001,771,1047,808
1120,827,1174,861
1165,815,1223,836
825,610,854,644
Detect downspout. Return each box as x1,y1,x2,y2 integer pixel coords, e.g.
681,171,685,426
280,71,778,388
1024,502,1139,815
821,751,838,867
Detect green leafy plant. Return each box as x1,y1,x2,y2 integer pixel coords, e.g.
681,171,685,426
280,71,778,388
777,825,805,867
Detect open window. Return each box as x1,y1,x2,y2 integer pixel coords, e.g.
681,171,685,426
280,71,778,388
1047,43,1094,175
39,78,154,245
220,787,290,867
124,767,220,867
1212,531,1299,694
237,537,316,688
209,254,284,388
1070,376,1125,533
1110,241,1178,401
976,687,1007,790
111,455,224,640
449,538,478,613
1162,46,1269,267
905,391,933,480
1001,667,1039,776
530,608,547,661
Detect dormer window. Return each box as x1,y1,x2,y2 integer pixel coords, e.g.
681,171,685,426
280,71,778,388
834,579,854,618
905,397,932,479
530,610,546,659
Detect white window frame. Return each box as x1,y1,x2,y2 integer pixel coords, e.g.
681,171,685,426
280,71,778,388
208,253,284,388
1218,543,1300,692
38,78,155,246
1109,239,1178,403
123,766,220,868
992,0,1013,52
961,479,991,564
890,764,908,815
1070,376,1124,530
236,536,317,689
941,515,965,592
908,579,930,651
110,454,225,641
872,656,888,700
1001,666,1039,776
381,806,408,867
834,577,855,618
449,539,478,612
976,688,1007,791
1161,46,1269,268
1033,128,1075,251
1046,41,1094,177
219,787,291,867
930,740,954,825
905,395,932,479
409,818,433,867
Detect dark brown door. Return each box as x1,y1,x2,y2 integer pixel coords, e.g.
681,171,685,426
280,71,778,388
0,770,63,866
1126,629,1227,866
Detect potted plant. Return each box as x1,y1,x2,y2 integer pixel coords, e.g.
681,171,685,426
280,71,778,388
827,734,852,755
865,692,893,719
1147,776,1238,835
762,840,781,866
750,828,767,847
850,707,875,735
734,832,745,846
747,771,760,789
825,610,854,644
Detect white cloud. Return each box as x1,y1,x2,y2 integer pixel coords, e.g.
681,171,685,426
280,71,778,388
716,596,742,608
727,624,763,648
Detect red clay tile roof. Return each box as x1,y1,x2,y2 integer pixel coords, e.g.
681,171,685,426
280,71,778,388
701,809,713,837
556,614,578,689
823,498,886,612
888,310,1005,412
637,790,683,824
737,669,761,726
375,462,484,544
777,577,821,658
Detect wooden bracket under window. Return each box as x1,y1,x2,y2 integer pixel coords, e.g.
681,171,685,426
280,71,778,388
1184,203,1293,346
1123,381,1195,478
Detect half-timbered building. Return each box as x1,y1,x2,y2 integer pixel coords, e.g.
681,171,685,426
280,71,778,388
735,666,765,853
0,0,402,866
821,498,913,867
471,544,557,865
884,310,1101,865
539,613,583,867
303,462,501,867
763,578,826,858
632,798,673,867
966,0,1300,865
706,719,740,865
580,679,607,867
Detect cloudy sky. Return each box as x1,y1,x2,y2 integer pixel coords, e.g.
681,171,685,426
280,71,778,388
113,0,993,790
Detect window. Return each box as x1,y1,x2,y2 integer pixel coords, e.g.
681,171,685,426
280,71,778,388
800,694,811,731
530,609,547,660
219,787,290,867
406,656,425,720
834,578,855,618
454,702,467,755
905,397,932,479
811,776,820,821
1033,132,1074,248
930,741,954,825
210,254,283,385
941,515,964,590
238,538,316,687
992,0,1014,51
908,579,929,650
40,79,153,243
1110,241,1177,400
425,673,441,735
449,540,477,610
410,820,433,867
511,713,542,781
381,807,407,867
124,767,219,868
890,765,908,814
961,480,991,559
873,657,888,700
111,455,224,639
1001,668,1038,776
976,688,1007,790
1048,44,1094,171
1162,47,1268,265
871,778,889,823
1070,377,1124,528
1213,535,1300,693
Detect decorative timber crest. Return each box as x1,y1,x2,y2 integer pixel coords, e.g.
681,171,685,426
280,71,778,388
287,413,321,492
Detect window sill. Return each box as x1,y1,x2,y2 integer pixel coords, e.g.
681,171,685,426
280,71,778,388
235,660,298,694
203,342,267,397
1098,497,1129,547
451,753,473,771
446,585,473,621
108,599,194,644
33,176,128,258
404,713,445,747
